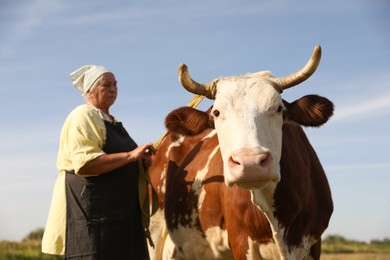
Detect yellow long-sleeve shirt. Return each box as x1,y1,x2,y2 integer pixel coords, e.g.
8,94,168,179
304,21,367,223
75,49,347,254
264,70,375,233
42,104,111,255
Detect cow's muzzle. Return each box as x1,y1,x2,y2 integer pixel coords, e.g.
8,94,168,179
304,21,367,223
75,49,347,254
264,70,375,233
225,149,280,188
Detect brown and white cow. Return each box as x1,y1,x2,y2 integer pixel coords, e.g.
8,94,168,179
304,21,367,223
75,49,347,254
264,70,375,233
148,45,333,260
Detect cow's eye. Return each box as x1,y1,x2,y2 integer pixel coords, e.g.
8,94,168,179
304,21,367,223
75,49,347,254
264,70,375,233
277,105,285,114
213,110,220,117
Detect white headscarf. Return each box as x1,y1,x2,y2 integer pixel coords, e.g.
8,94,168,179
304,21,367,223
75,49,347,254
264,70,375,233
70,65,111,95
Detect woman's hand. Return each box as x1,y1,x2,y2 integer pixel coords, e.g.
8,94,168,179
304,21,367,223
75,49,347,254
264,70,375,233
128,142,154,167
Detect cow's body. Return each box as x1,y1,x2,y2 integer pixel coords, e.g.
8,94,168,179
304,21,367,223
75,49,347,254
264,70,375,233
148,46,333,259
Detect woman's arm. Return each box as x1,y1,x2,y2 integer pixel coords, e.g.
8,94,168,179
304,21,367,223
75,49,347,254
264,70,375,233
78,142,153,176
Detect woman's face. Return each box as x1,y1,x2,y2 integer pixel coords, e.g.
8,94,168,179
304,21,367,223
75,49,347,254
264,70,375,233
87,73,117,111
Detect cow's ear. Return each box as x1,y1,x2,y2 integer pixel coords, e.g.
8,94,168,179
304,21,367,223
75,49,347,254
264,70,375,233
283,95,334,127
165,107,213,135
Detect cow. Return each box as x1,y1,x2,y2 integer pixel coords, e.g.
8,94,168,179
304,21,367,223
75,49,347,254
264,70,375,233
148,45,334,260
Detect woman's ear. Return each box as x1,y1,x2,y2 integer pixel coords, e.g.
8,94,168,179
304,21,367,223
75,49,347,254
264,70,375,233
283,95,334,127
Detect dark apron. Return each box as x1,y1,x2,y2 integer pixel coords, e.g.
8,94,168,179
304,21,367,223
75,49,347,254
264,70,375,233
65,121,148,260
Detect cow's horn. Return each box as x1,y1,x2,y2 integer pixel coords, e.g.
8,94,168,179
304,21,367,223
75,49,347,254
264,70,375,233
277,45,322,91
178,64,216,99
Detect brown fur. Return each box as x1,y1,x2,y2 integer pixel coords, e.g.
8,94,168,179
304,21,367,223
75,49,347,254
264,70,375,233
283,95,334,127
165,106,212,136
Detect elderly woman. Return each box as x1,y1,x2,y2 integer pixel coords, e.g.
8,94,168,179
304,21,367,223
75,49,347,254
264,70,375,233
42,65,153,259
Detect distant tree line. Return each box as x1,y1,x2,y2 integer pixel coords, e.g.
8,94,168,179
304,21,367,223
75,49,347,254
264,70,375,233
322,234,390,254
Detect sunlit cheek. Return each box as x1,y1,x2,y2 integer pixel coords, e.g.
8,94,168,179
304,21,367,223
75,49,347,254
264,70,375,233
270,126,283,167
215,121,233,161
256,116,283,159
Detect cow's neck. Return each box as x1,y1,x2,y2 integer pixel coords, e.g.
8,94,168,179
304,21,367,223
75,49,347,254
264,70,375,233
251,183,289,260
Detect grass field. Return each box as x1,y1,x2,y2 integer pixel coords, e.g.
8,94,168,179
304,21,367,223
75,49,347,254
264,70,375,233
1,229,389,259
322,253,390,260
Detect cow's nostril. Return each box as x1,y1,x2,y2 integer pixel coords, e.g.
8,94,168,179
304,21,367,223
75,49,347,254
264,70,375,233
228,152,273,173
228,156,241,170
259,153,272,168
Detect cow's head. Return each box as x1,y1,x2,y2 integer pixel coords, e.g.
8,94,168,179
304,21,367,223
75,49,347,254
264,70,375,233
177,45,333,190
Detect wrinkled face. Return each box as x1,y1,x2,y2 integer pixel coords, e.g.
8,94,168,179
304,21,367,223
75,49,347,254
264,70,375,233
211,76,285,189
86,72,117,111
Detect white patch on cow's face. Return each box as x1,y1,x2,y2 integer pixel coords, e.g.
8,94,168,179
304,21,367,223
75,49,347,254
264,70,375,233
212,76,284,189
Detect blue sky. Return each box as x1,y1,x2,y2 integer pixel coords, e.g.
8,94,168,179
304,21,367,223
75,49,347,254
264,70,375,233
0,0,389,242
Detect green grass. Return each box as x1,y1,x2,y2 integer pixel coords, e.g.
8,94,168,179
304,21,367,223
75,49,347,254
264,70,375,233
1,229,389,259
0,240,61,260
0,229,61,260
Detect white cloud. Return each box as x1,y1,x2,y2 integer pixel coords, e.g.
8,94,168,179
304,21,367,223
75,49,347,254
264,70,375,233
333,94,390,121
323,70,390,123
